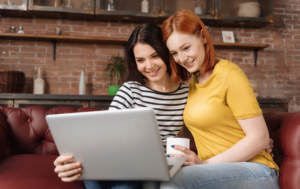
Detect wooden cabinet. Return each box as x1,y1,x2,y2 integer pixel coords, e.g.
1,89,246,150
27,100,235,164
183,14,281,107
0,0,27,10
0,94,289,112
0,0,273,27
0,94,113,109
28,0,94,14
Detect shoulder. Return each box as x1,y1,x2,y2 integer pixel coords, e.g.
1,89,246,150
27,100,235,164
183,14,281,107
178,82,189,93
121,81,142,88
120,81,144,91
179,82,189,88
215,59,245,79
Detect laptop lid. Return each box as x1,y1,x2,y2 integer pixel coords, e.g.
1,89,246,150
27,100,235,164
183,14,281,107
46,107,183,181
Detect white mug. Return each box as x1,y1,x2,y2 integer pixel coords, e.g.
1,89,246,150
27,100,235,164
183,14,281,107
166,137,190,155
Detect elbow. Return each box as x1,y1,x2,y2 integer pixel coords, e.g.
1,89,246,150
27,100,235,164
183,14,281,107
252,129,270,151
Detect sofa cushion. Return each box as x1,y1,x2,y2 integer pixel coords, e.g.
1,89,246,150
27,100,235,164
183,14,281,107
0,154,84,189
2,106,98,155
3,106,58,154
0,108,11,158
279,112,300,189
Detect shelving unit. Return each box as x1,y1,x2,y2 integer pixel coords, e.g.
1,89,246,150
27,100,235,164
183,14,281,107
0,0,273,28
0,93,289,112
0,33,127,44
0,33,268,65
214,42,269,66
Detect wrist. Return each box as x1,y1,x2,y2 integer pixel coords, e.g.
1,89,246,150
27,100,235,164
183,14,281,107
201,159,209,164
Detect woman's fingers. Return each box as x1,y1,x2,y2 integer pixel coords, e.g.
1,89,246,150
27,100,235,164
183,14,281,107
58,167,82,178
54,162,82,173
53,155,83,182
173,145,192,154
61,173,82,182
266,138,274,154
168,154,185,158
54,155,75,166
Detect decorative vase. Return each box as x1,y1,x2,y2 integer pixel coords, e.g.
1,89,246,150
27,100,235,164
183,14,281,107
33,67,45,94
108,85,120,96
141,0,149,13
79,70,86,95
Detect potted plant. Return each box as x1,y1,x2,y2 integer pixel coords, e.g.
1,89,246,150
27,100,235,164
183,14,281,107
105,55,126,96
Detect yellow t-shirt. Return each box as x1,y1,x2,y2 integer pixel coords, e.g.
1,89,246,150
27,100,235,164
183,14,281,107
184,59,278,170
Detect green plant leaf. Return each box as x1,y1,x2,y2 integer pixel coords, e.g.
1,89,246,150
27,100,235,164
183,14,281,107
105,55,126,85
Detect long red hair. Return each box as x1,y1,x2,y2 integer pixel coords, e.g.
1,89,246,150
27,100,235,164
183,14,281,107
162,9,216,82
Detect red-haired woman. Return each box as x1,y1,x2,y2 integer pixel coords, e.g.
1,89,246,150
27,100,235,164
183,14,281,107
161,9,280,189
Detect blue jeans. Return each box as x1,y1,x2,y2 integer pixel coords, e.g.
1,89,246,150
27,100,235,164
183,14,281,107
160,162,280,189
84,180,142,189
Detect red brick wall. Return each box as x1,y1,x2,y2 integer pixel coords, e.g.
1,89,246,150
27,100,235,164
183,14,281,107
0,0,299,111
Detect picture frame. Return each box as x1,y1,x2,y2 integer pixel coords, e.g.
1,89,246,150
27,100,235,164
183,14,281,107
222,31,235,43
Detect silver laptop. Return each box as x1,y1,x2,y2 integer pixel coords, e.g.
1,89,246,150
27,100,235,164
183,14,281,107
46,107,185,181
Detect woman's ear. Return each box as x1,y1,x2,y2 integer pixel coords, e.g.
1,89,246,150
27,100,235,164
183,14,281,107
200,30,207,44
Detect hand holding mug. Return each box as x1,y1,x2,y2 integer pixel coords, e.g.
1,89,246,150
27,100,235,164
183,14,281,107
166,137,204,166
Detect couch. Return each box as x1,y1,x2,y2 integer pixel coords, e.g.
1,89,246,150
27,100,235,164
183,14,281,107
0,106,299,189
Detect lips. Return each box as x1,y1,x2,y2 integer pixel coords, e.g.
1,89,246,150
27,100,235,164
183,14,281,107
146,67,160,77
182,61,195,70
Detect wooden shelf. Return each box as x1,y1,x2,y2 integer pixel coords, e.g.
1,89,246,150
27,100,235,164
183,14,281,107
0,33,269,48
0,33,269,65
0,94,289,112
0,9,272,28
0,33,128,45
213,42,269,50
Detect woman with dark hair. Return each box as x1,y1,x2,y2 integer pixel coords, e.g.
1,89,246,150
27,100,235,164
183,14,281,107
53,23,189,189
160,9,280,189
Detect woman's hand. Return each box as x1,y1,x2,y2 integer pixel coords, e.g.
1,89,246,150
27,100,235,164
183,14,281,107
53,155,82,182
266,138,274,156
168,145,204,166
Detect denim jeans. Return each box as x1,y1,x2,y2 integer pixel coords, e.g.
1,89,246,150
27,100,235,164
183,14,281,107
160,162,280,189
84,180,142,189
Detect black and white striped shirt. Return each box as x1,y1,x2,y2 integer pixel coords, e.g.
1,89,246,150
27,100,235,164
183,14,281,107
109,81,189,145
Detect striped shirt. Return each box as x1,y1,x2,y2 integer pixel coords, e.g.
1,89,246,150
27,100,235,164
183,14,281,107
109,81,189,145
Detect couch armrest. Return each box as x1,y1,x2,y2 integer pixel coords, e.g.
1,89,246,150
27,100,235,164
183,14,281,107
279,112,300,189
0,107,10,159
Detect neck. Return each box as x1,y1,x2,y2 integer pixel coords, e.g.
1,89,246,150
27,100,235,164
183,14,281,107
146,76,179,93
197,71,212,84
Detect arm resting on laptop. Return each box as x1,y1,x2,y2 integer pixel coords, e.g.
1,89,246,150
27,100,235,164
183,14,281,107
54,155,83,182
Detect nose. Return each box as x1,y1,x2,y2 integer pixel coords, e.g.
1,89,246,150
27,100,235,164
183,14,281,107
145,59,153,69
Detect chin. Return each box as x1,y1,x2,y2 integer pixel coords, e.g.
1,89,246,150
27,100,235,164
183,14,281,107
185,67,197,74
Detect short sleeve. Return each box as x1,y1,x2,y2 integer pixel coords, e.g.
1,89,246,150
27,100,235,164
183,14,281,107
225,65,262,119
109,82,134,110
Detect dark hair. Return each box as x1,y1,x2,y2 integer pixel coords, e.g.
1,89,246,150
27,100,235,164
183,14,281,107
126,23,172,83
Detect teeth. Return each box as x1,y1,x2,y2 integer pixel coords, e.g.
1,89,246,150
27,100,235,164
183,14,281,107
184,63,192,67
147,68,159,76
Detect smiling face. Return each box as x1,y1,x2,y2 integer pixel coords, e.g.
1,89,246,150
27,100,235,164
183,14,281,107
133,42,168,83
166,31,206,74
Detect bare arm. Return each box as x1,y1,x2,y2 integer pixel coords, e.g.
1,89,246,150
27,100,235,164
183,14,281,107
172,115,270,165
205,115,269,163
53,155,82,182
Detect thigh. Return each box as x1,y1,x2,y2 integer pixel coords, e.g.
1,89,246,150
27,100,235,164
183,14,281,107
84,180,142,189
84,180,102,189
161,162,280,189
106,181,143,189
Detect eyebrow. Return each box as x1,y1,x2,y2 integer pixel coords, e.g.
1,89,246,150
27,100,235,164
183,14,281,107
150,51,158,56
170,42,189,52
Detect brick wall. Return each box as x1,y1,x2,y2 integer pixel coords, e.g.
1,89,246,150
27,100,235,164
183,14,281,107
0,0,299,111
